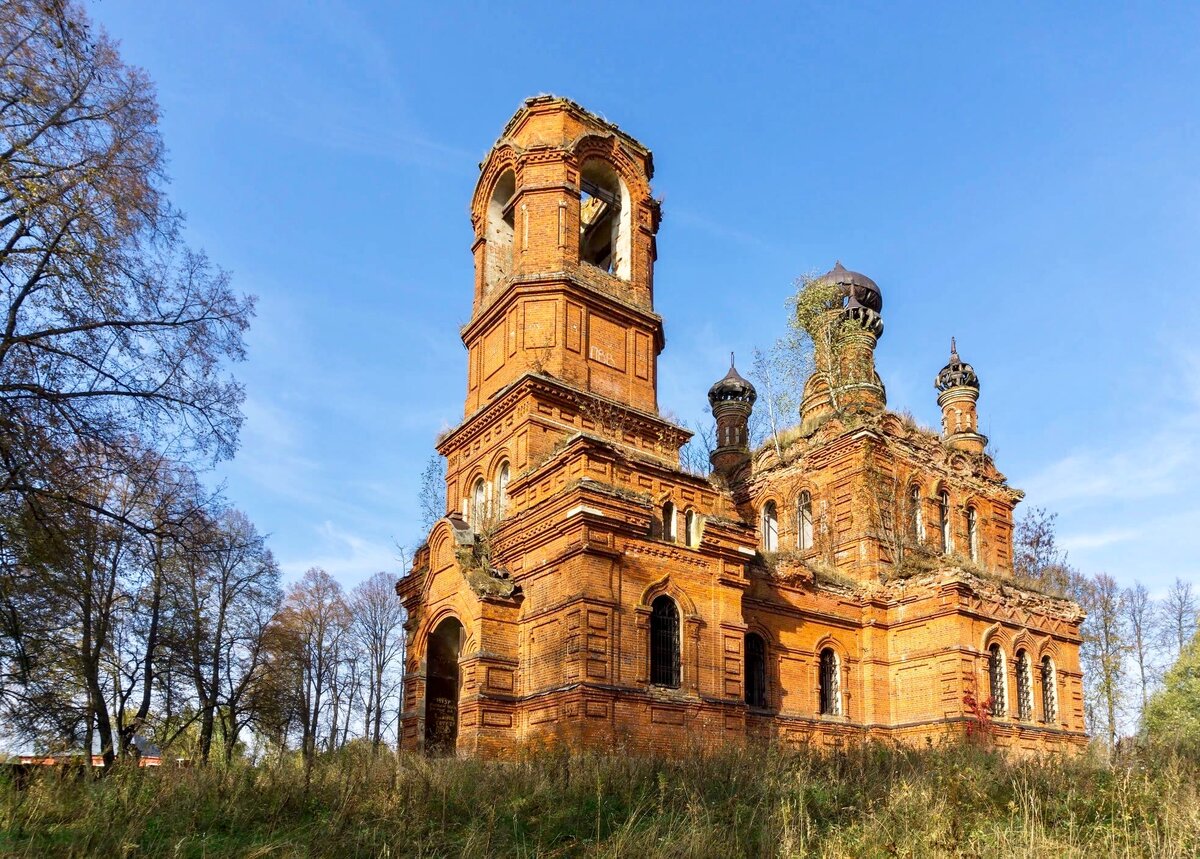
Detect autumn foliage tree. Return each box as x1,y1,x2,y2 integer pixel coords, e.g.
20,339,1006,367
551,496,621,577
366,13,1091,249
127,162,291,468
0,0,263,764
0,0,253,527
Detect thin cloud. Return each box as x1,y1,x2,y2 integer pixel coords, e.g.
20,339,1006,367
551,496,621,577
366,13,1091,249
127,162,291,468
1059,527,1141,553
279,520,402,585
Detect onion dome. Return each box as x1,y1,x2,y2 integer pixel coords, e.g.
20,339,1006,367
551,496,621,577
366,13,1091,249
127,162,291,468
817,261,883,313
816,261,884,337
935,338,980,391
708,354,757,407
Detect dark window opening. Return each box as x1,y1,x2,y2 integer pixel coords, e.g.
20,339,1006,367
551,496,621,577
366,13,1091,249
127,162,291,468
745,633,767,709
650,596,680,688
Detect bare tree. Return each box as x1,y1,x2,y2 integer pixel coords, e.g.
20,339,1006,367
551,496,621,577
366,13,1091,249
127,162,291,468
1123,581,1156,721
0,1,253,529
418,454,446,532
678,419,716,476
1079,573,1128,749
750,332,809,460
350,571,405,750
1159,577,1198,661
1013,507,1076,595
174,508,280,764
269,568,349,764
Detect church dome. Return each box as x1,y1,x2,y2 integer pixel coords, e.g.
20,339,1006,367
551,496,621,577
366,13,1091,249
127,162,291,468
935,338,980,391
708,357,757,407
817,261,883,313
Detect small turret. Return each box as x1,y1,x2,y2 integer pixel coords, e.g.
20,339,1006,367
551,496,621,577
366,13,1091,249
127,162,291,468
708,354,756,479
935,337,987,454
800,262,887,426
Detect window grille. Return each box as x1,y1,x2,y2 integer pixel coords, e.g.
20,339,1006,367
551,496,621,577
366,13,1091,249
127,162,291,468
819,648,841,716
1016,650,1033,721
988,643,1007,717
745,634,767,708
797,492,813,551
1041,656,1058,724
650,596,680,687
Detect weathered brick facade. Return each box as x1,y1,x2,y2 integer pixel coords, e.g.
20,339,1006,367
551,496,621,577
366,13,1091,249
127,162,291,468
396,96,1087,757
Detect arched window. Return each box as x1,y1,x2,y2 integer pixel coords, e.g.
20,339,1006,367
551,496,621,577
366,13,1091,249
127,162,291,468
939,489,952,554
485,170,516,292
819,648,841,716
797,491,813,551
1016,649,1033,721
1041,656,1058,724
495,462,510,519
471,478,487,527
662,501,676,543
909,485,924,542
745,633,767,709
762,501,778,552
579,160,631,279
966,506,980,563
988,643,1007,717
685,509,699,548
649,596,680,688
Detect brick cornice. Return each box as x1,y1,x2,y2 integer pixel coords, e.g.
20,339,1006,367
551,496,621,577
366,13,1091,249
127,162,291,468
437,373,690,458
462,269,664,347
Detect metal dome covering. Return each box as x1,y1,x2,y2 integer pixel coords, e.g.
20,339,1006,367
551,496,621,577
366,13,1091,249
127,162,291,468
935,338,980,391
817,261,883,314
708,355,758,407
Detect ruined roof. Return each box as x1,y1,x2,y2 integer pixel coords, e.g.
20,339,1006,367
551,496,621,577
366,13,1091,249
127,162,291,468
935,337,980,391
816,261,883,313
708,356,757,406
499,94,653,159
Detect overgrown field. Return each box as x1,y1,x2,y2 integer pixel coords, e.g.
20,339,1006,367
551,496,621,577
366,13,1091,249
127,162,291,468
2,742,1198,858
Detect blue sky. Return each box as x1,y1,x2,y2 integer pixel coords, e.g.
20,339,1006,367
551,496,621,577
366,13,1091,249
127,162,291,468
85,1,1200,594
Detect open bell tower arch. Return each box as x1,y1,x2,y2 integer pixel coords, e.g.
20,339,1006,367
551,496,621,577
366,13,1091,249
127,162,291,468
462,96,664,416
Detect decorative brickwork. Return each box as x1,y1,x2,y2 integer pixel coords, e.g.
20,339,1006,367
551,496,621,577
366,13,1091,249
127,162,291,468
396,96,1087,757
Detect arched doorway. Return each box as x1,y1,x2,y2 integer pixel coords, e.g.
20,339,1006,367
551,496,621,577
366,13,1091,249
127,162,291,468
424,617,463,754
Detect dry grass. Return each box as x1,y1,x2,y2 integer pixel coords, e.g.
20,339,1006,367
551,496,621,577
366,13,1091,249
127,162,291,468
1,740,1197,857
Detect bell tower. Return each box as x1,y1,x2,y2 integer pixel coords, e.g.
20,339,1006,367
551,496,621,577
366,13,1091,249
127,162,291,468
460,96,664,415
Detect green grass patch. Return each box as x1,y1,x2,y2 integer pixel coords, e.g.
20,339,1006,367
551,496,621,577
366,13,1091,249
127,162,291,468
1,741,1197,857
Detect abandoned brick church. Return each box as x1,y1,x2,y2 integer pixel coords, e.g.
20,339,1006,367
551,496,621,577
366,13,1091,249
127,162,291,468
396,96,1087,756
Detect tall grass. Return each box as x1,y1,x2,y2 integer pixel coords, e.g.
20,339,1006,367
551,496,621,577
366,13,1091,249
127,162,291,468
1,741,1197,857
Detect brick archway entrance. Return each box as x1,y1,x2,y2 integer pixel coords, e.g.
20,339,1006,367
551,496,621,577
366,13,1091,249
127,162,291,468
425,617,463,754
